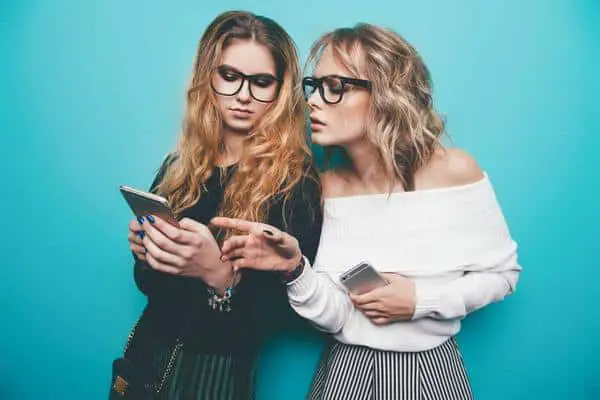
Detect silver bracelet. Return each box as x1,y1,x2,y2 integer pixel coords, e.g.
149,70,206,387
206,270,239,313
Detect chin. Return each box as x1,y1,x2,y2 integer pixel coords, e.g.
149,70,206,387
224,119,254,133
310,131,325,145
311,132,336,147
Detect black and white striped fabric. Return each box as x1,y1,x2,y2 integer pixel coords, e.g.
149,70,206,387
309,338,473,400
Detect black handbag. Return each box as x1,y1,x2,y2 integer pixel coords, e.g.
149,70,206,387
109,318,183,399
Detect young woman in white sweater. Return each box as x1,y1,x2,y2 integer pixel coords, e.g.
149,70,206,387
212,23,521,400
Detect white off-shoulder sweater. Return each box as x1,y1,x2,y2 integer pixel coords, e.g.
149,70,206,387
287,173,521,352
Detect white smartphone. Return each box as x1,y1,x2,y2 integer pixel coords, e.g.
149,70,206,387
119,185,179,226
339,261,387,295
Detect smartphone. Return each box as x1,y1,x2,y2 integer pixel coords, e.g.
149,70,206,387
119,185,179,226
339,261,387,295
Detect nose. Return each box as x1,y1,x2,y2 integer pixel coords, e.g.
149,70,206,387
236,80,252,103
307,88,323,109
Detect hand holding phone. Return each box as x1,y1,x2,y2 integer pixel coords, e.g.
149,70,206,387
121,185,231,284
120,185,179,226
340,261,387,295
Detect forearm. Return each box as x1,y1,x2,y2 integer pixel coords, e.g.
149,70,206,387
413,264,520,320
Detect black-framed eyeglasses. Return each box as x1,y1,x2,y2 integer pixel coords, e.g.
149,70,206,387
210,65,282,103
302,75,372,104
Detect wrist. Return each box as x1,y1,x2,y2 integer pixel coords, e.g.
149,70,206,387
203,261,236,292
279,255,306,284
284,252,303,273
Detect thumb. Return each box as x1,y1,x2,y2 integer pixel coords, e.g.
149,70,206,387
179,217,206,233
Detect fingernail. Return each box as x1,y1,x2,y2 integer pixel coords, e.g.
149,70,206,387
138,231,145,239
146,215,156,224
137,216,144,224
263,229,274,236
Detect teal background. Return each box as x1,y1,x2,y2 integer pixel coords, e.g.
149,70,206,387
1,0,599,398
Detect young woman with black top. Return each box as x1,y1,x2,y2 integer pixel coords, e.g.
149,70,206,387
119,11,322,400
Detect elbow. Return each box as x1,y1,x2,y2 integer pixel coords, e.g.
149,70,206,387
309,319,344,335
289,302,347,335
317,313,346,335
506,265,521,295
133,262,151,296
496,267,521,303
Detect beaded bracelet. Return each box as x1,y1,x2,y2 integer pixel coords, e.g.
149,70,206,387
206,271,239,313
207,286,235,312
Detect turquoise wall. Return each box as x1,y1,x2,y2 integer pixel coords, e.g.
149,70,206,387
1,0,598,398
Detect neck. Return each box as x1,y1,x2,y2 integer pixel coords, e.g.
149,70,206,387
219,128,246,166
344,139,401,193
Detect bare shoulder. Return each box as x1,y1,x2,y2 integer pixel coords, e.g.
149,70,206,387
417,148,485,189
320,170,352,198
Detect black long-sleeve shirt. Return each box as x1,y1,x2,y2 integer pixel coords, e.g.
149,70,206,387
134,157,323,357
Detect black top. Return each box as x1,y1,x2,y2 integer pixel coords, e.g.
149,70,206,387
134,156,323,357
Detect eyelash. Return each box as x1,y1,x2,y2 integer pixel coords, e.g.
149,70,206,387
219,70,274,86
222,72,238,81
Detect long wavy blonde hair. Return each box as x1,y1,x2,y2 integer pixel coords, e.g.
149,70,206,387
156,11,311,224
308,24,445,191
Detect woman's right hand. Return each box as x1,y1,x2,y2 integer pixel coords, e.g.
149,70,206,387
210,217,303,272
128,217,146,261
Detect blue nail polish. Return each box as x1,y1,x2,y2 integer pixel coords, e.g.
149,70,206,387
138,231,145,239
146,215,156,224
137,216,144,224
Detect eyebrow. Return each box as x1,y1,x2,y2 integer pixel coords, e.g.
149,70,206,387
311,74,358,80
219,64,277,78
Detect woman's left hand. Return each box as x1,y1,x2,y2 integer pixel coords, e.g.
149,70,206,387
350,273,417,325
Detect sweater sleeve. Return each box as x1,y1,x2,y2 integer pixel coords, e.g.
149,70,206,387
412,244,521,320
286,242,521,333
286,261,353,335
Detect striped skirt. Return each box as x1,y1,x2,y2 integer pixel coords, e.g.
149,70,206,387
309,338,473,400
126,335,256,400
156,349,256,400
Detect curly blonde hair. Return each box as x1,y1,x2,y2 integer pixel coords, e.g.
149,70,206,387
156,11,312,223
308,24,445,190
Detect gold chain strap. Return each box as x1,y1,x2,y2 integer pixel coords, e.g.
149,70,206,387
155,340,183,393
122,318,184,394
123,318,140,356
